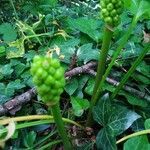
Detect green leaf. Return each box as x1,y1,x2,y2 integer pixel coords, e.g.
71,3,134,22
14,63,26,77
0,23,17,42
124,135,150,150
7,80,25,91
67,17,102,42
23,131,36,148
125,0,150,20
132,73,150,84
7,38,25,58
77,43,99,63
84,78,94,95
65,78,78,95
0,83,10,104
74,76,89,98
131,118,145,131
77,142,94,150
0,64,13,76
93,94,112,126
136,61,150,78
59,39,80,64
96,127,117,150
119,91,148,107
0,46,6,57
40,0,58,7
144,119,150,129
71,97,89,117
93,94,141,135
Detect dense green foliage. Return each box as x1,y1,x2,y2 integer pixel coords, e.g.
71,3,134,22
0,0,150,149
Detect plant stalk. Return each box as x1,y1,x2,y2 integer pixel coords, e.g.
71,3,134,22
111,44,150,99
86,26,113,127
92,16,138,103
9,0,19,19
51,103,73,150
116,129,150,144
0,115,84,129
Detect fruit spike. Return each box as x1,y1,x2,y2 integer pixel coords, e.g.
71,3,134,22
100,0,124,26
30,55,65,105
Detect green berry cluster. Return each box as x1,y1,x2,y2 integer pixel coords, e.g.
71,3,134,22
100,0,124,26
30,56,65,105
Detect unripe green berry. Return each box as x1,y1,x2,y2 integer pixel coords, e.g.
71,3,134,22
36,68,43,78
48,67,56,75
117,8,123,14
54,68,64,80
100,1,106,8
51,59,60,69
111,0,118,4
104,0,111,4
115,1,122,8
45,76,54,85
105,17,113,24
113,15,120,26
110,9,117,17
107,3,114,11
101,9,109,17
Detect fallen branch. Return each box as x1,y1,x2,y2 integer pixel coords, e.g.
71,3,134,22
88,70,150,102
0,61,149,116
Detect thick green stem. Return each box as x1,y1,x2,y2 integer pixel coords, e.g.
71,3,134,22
51,103,72,150
111,44,150,99
86,26,113,127
92,17,138,103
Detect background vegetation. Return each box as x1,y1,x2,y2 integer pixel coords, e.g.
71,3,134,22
0,0,150,149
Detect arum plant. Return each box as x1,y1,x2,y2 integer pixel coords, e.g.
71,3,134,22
86,0,124,126
86,0,150,126
30,55,72,149
93,0,150,103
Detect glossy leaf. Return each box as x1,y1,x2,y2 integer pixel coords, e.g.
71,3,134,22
96,127,117,150
93,94,141,135
71,97,89,117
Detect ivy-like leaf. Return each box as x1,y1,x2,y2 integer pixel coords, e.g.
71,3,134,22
96,127,117,150
93,94,112,126
93,94,141,135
